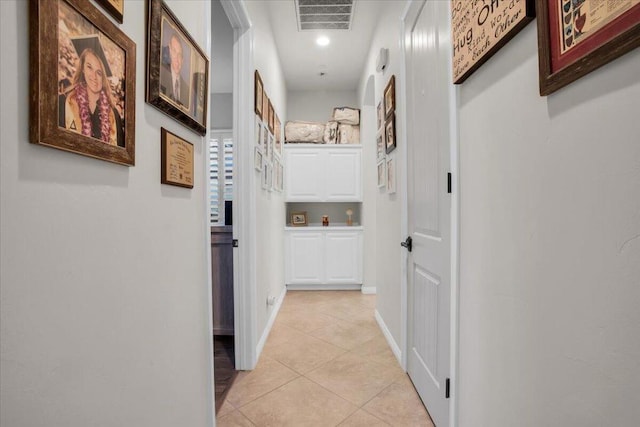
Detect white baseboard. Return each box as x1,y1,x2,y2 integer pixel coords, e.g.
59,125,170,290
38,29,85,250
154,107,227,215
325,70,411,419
286,284,361,291
256,287,287,359
375,309,402,365
361,286,376,294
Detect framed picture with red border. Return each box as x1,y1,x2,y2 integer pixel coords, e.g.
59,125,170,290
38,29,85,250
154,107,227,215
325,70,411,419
537,0,640,95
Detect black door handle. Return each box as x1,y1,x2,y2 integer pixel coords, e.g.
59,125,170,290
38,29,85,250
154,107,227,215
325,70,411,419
401,236,412,252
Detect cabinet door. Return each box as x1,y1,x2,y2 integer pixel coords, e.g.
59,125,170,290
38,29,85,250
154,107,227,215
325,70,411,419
285,149,324,201
286,232,324,284
324,231,362,284
324,149,362,201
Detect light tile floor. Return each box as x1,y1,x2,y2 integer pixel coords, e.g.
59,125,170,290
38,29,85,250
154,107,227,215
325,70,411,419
217,290,434,427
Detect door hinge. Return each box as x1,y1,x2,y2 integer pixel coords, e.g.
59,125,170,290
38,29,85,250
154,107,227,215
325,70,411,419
445,378,450,399
447,173,452,194
232,239,239,247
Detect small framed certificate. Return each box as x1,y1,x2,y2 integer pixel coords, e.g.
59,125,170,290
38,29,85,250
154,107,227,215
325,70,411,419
161,128,194,188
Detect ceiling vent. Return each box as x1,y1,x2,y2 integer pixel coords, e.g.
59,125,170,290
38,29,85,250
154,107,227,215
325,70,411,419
295,0,355,31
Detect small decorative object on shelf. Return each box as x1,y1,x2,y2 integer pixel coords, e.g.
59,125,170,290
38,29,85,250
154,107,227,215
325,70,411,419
322,215,329,227
346,209,353,226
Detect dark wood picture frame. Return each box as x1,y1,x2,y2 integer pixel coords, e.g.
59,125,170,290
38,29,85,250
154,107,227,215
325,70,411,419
383,75,395,118
161,127,194,188
30,0,136,166
268,100,275,134
254,70,264,119
146,0,209,135
537,0,640,96
94,0,124,24
385,113,396,154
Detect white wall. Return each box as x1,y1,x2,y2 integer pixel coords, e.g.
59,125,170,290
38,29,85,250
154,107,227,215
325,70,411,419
0,2,214,426
287,90,358,123
210,0,233,129
244,0,287,354
457,24,640,426
357,1,404,347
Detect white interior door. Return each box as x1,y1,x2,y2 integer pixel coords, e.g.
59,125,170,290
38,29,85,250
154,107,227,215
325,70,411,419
405,1,453,426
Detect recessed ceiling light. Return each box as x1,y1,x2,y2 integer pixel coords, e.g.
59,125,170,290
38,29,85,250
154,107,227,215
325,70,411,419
316,36,330,47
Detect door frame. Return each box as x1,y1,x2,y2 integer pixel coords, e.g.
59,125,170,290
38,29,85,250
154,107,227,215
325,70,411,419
220,0,257,371
399,1,460,425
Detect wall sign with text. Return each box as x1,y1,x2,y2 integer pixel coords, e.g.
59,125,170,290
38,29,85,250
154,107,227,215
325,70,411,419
451,0,535,84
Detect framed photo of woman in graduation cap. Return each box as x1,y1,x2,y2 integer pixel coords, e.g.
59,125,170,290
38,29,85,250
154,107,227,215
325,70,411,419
29,0,136,166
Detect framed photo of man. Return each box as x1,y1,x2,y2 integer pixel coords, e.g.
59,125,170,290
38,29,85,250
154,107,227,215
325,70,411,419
29,0,136,166
146,0,209,135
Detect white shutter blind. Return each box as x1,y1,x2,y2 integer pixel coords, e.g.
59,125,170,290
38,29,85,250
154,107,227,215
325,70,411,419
209,131,233,226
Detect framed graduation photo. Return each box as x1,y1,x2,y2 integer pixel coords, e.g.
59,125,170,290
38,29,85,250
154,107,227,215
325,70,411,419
29,0,136,166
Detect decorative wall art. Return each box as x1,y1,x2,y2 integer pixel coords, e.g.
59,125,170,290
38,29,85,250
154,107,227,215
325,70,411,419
146,0,209,135
387,157,396,194
262,93,269,126
30,0,136,166
274,114,282,157
254,146,263,171
268,100,275,134
262,159,270,190
255,115,262,147
161,128,194,188
385,113,396,154
537,0,640,95
376,128,385,160
383,75,395,118
377,100,384,129
451,0,535,84
377,159,386,188
290,211,308,226
95,0,124,23
254,70,264,119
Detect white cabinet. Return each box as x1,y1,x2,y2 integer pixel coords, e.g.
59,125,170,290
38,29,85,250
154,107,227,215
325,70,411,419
285,227,363,286
285,145,362,202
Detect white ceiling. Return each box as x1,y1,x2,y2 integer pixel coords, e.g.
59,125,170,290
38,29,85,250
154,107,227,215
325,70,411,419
265,0,389,91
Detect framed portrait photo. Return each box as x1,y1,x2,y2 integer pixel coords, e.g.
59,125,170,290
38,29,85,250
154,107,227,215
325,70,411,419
385,113,397,154
146,0,209,135
290,211,308,227
254,70,264,119
537,0,640,95
94,0,124,24
262,93,269,126
29,0,136,166
384,75,395,118
161,128,193,188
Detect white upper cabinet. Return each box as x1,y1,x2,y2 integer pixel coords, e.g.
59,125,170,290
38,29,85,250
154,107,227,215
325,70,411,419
285,145,362,202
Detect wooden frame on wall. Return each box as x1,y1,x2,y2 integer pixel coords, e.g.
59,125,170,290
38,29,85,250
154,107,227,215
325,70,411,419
254,70,264,119
146,0,209,135
385,113,396,154
160,127,194,188
30,0,136,166
537,0,640,96
383,75,395,118
94,0,124,24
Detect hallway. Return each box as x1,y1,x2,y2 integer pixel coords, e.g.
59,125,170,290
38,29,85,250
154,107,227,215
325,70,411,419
216,291,433,426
